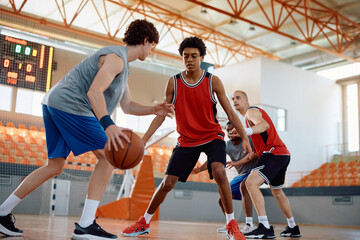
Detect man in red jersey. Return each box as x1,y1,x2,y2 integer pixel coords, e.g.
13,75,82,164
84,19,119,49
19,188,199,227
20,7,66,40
232,90,301,239
122,37,251,240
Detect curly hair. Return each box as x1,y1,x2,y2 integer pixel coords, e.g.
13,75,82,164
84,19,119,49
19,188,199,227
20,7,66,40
123,19,159,45
178,36,207,56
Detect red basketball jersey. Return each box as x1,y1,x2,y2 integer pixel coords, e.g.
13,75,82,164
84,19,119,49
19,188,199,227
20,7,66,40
172,71,224,147
245,106,290,157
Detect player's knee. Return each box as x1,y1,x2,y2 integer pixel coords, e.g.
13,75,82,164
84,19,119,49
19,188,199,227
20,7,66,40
245,178,257,190
212,167,226,182
271,188,284,199
160,180,176,192
240,181,247,193
47,164,63,176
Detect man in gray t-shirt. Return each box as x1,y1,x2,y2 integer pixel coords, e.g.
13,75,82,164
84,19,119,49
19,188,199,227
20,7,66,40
217,121,258,234
0,20,174,240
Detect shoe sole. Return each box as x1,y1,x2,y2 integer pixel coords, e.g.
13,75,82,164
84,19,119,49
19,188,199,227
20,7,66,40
244,234,276,239
71,233,118,240
280,233,302,237
0,225,23,237
121,229,150,237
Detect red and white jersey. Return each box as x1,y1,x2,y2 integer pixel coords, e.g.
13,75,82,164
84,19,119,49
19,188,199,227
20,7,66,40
172,71,224,147
245,106,290,157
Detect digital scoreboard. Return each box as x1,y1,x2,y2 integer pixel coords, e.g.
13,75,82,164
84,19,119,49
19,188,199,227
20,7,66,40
0,34,54,92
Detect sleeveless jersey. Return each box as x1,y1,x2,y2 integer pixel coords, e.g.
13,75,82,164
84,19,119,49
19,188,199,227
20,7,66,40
172,71,224,147
42,46,129,117
245,106,290,157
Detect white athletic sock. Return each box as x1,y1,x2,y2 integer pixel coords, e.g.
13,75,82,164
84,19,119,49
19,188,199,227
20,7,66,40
225,212,235,225
144,212,154,224
245,217,253,227
287,217,296,228
258,216,270,229
79,198,100,228
0,193,21,216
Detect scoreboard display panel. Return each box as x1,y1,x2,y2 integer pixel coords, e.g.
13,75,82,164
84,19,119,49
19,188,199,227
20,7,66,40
0,34,54,92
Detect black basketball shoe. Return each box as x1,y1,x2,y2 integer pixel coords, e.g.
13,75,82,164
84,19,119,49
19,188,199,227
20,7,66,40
244,223,276,239
0,214,23,236
71,220,118,240
280,225,301,237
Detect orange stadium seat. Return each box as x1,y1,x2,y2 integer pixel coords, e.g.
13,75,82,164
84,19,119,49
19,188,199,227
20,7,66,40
337,161,346,168
20,157,31,165
6,122,15,128
4,133,13,142
29,137,38,145
29,125,38,131
18,124,27,129
40,152,47,160
28,151,38,159
34,159,45,166
1,148,11,156
9,141,19,150
5,156,16,164
0,141,5,149
14,149,25,158
347,160,356,168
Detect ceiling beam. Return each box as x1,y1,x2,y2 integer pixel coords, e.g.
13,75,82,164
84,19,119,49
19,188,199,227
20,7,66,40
185,0,360,63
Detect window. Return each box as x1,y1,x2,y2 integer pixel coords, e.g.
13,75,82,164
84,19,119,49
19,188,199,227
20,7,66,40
277,108,286,131
0,85,12,111
15,88,44,116
260,105,287,132
346,84,359,152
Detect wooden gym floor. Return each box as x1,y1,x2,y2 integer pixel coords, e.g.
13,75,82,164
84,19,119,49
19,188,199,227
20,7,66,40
0,214,359,240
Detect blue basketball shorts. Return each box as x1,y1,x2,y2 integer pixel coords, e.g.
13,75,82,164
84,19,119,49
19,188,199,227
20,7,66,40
42,105,108,158
230,173,250,200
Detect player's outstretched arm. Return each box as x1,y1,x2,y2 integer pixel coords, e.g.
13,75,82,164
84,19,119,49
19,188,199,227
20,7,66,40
120,85,174,117
142,77,175,144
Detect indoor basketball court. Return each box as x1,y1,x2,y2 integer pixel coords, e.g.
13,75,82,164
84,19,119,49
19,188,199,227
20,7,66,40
0,0,360,240
7,214,360,240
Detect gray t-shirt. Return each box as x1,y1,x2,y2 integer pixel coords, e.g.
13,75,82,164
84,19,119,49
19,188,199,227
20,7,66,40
226,137,257,175
42,46,129,117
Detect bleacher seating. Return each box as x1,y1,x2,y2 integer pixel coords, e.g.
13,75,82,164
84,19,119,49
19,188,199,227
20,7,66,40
291,160,360,187
1,121,215,183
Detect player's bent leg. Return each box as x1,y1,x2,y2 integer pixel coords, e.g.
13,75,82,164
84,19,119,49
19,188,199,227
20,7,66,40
270,188,294,219
87,150,115,200
14,158,66,199
0,158,65,237
122,175,178,237
211,162,233,213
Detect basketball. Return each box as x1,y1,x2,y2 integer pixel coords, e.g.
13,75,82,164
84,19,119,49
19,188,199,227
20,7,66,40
105,131,144,169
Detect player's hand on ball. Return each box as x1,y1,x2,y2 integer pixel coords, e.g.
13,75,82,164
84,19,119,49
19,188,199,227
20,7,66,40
105,125,132,151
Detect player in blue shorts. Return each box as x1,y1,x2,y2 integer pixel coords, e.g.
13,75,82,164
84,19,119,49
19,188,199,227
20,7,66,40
0,19,174,240
193,121,258,234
